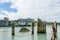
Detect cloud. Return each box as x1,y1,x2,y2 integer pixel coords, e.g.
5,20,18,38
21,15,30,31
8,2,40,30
0,0,60,22
0,14,7,20
0,0,18,20
0,9,18,20
0,2,17,13
30,0,60,22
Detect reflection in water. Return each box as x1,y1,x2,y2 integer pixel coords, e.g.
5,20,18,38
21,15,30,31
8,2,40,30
46,25,52,40
32,35,34,40
32,33,46,40
38,33,46,40
1,28,8,40
34,26,38,40
34,34,38,40
11,36,15,40
57,25,60,40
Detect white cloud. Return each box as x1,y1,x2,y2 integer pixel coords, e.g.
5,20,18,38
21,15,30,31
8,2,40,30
0,0,9,3
0,14,7,20
0,9,18,20
0,0,60,22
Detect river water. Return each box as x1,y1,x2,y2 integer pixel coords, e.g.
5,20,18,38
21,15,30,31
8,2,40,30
0,25,60,40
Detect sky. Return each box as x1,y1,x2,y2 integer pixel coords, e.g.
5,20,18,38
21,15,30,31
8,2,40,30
0,0,60,22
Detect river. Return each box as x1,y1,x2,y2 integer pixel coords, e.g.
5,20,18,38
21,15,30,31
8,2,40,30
0,25,60,40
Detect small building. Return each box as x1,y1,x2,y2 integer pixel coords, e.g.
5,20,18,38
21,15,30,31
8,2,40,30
0,17,9,27
0,20,4,27
0,18,34,27
15,18,34,26
4,17,9,26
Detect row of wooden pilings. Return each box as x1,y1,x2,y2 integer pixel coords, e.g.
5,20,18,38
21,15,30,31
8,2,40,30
11,21,57,40
31,21,57,40
11,21,35,36
32,21,46,34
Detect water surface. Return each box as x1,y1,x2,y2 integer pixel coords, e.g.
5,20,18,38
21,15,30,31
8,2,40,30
0,25,60,40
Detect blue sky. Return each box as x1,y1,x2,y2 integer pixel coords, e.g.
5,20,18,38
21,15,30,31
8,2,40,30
0,0,60,22
0,1,17,14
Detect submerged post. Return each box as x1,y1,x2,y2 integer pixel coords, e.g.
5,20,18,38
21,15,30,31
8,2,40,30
12,21,15,36
32,22,34,34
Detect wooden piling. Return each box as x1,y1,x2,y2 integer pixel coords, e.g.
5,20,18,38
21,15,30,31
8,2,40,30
37,18,46,33
51,25,55,40
32,22,34,34
54,22,57,38
51,21,57,40
43,21,46,33
12,21,15,36
37,18,40,33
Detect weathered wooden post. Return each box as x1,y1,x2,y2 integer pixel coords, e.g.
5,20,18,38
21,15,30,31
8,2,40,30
32,22,34,34
54,21,57,38
51,25,55,40
43,21,46,33
12,21,15,36
37,18,40,33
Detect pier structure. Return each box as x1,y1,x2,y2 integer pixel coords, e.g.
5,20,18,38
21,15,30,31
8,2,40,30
37,18,46,33
12,21,15,36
